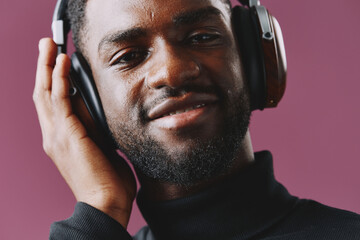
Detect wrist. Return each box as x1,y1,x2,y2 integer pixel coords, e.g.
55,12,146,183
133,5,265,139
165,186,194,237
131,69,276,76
82,197,133,229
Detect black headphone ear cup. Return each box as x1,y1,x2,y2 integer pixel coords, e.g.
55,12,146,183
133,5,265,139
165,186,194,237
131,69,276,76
232,6,267,111
70,52,117,148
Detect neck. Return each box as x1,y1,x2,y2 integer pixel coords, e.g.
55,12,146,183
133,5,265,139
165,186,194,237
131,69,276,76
136,131,254,201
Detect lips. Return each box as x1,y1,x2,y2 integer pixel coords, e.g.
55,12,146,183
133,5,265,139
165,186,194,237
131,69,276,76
158,103,206,117
147,93,218,120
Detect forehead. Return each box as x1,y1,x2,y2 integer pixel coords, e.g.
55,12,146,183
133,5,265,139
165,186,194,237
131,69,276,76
85,0,230,41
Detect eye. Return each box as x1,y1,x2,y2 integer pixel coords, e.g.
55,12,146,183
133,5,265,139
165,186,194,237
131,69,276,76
191,34,217,42
188,32,222,46
110,48,149,70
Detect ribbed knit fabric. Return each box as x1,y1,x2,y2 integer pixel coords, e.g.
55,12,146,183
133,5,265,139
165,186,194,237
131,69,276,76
50,202,132,240
50,151,360,240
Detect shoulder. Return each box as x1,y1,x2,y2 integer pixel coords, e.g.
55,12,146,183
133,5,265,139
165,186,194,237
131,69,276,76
263,199,360,240
293,199,360,225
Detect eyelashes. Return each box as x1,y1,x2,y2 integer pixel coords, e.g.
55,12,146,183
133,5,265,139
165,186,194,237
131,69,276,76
110,49,150,69
187,32,222,45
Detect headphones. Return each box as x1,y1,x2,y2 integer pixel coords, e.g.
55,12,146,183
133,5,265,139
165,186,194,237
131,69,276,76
52,0,287,146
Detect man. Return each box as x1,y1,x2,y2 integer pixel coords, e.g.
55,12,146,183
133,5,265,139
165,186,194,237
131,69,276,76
34,0,360,239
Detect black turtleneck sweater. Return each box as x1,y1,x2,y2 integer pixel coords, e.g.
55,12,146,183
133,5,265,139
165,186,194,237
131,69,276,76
50,151,360,240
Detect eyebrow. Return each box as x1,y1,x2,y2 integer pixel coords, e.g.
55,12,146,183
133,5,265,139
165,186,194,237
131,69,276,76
98,6,224,53
172,6,224,27
98,27,147,53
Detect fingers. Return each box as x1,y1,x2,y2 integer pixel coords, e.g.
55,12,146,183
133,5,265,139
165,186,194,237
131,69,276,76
34,38,57,97
34,37,72,115
34,38,58,131
52,54,71,99
34,37,76,146
52,53,72,117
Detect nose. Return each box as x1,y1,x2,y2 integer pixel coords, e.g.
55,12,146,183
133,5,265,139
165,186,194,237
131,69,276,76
145,41,201,90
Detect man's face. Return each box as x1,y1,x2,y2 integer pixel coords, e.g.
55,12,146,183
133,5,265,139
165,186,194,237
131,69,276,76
84,0,250,184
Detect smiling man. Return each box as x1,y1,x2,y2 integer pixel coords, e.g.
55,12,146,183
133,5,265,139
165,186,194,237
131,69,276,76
34,0,360,239
92,1,252,187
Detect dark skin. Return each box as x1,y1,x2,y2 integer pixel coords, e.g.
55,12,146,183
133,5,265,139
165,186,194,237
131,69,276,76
34,0,253,228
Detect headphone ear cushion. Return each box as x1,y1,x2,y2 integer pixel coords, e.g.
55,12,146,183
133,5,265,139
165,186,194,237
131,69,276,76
264,14,287,108
70,52,116,148
232,6,267,111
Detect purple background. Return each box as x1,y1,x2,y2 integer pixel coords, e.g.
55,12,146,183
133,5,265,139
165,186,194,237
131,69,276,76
1,0,359,239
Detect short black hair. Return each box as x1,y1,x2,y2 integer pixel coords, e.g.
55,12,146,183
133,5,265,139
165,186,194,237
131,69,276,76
67,0,232,53
67,0,87,53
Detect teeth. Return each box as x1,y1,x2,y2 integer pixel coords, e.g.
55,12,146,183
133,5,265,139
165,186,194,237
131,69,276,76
162,104,206,117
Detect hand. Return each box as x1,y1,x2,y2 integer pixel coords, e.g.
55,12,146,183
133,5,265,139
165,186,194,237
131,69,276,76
33,38,136,228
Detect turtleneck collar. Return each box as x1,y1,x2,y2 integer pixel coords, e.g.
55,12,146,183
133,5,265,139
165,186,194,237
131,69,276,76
137,151,299,240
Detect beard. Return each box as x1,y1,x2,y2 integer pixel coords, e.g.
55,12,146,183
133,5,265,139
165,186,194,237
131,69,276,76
107,85,251,186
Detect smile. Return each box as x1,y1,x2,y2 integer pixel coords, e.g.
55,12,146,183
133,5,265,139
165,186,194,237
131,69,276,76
147,93,218,130
161,103,206,117
147,93,217,120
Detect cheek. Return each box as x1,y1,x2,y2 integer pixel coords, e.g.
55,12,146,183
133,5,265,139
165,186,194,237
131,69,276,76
202,48,244,93
93,70,140,123
227,51,245,94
